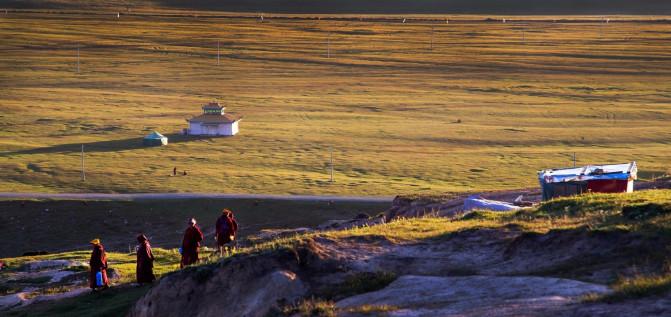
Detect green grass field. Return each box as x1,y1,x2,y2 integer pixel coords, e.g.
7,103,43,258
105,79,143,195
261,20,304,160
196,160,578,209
1,11,670,195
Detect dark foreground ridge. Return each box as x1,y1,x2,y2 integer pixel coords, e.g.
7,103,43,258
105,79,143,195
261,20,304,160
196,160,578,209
0,192,392,203
4,0,671,15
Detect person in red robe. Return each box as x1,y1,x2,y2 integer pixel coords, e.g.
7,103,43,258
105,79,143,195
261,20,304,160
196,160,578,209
136,234,155,285
180,218,204,268
215,209,239,256
89,238,109,290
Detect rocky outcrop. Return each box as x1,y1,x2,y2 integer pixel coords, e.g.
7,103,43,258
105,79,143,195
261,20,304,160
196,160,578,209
337,275,609,316
0,259,115,311
20,259,87,272
384,189,541,220
129,226,671,317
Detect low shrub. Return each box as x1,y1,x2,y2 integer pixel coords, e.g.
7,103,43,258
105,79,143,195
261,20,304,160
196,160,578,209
319,271,397,300
345,304,400,314
585,273,671,302
279,297,335,317
622,203,671,221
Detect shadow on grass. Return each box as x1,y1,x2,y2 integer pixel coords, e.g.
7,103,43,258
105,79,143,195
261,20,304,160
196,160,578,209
5,285,151,317
1,134,222,156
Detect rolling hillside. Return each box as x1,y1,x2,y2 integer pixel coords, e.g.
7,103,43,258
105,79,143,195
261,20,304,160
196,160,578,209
3,190,671,316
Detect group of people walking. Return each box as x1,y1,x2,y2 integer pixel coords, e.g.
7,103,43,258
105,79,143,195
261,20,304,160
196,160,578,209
88,208,238,290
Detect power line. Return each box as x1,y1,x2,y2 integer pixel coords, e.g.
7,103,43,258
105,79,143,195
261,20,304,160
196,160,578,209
81,144,86,181
430,26,434,51
327,32,331,58
330,147,334,182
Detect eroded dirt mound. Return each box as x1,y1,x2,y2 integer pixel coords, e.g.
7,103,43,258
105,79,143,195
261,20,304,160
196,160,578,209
129,241,334,317
128,226,670,317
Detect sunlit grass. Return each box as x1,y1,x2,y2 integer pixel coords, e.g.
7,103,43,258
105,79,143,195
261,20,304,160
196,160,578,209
231,190,671,258
281,297,336,317
0,248,183,285
1,13,670,195
345,304,400,314
584,274,671,303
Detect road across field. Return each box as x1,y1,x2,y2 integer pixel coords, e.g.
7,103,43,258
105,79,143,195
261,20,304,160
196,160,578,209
0,192,394,202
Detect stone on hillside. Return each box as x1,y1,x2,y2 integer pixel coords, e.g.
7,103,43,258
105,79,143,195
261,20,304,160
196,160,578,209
107,268,121,280
20,260,87,272
0,293,24,310
336,275,610,316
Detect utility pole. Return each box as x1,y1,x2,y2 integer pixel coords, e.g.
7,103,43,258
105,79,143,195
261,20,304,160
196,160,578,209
573,152,577,168
430,26,434,51
327,32,331,58
329,147,334,182
81,144,86,181
217,40,220,65
600,18,604,39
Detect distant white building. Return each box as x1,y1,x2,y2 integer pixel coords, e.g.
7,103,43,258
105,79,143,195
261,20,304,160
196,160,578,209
186,102,241,136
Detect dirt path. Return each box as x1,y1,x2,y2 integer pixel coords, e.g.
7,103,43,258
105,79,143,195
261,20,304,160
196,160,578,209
0,192,393,203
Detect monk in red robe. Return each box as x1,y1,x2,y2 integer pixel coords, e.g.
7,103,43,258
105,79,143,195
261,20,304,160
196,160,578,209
215,209,239,256
180,218,204,268
136,234,155,284
89,238,109,290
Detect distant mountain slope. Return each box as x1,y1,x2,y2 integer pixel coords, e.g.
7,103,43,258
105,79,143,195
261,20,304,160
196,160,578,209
3,0,671,14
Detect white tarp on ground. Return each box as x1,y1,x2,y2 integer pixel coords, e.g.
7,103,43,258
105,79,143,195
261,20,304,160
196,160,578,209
464,195,521,212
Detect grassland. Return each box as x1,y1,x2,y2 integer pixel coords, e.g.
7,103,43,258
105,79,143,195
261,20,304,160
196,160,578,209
1,12,670,195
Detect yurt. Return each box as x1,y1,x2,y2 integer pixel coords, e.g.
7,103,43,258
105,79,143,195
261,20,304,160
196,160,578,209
143,131,168,146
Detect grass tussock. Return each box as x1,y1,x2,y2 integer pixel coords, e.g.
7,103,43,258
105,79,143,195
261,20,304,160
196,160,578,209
279,297,336,317
319,271,397,300
345,304,400,314
585,273,671,303
25,285,75,299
